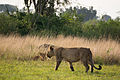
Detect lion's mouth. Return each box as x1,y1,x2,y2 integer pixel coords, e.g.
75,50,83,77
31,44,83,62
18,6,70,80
47,54,51,58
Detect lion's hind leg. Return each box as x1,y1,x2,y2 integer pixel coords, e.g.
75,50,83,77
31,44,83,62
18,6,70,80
88,59,94,73
83,61,89,73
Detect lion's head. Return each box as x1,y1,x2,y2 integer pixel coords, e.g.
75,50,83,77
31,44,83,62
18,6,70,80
47,46,55,58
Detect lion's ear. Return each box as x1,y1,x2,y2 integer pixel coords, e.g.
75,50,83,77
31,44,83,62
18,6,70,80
50,46,54,51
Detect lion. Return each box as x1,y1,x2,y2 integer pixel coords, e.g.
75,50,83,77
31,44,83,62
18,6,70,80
47,46,102,73
33,44,54,61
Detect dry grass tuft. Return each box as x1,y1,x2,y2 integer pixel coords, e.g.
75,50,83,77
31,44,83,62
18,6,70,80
0,35,120,64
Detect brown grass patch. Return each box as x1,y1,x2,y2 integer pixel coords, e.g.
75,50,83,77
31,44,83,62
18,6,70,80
0,35,120,64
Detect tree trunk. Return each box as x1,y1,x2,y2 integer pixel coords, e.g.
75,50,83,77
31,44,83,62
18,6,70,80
33,0,37,12
27,6,30,13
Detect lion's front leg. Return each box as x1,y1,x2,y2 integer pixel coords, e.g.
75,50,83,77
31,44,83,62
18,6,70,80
69,62,74,71
55,59,62,70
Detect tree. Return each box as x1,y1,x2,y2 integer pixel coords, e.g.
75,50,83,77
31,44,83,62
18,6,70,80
77,6,97,21
24,0,32,13
60,6,98,22
60,7,84,23
0,4,17,12
24,0,69,15
101,14,111,21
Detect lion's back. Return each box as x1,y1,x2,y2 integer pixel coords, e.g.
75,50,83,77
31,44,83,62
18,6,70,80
60,47,92,62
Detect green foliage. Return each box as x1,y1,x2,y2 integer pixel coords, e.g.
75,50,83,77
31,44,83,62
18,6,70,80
0,11,120,40
82,19,120,39
94,56,104,65
0,13,17,35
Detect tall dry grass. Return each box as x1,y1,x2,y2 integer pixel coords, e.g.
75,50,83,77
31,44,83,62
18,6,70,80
0,35,120,64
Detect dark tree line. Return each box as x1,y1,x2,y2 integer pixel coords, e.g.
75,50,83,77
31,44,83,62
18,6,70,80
77,6,97,21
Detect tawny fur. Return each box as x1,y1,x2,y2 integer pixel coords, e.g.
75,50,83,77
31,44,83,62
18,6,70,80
47,46,102,73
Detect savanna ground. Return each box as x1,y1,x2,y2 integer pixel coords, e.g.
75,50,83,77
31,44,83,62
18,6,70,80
0,60,120,80
0,35,120,80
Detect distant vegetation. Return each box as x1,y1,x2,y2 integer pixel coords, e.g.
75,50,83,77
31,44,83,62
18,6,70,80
0,4,17,12
0,10,120,40
0,2,120,40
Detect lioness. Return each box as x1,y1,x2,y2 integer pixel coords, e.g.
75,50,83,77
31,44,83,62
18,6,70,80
47,46,102,73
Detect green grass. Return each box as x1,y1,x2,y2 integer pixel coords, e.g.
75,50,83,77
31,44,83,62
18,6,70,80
0,60,120,80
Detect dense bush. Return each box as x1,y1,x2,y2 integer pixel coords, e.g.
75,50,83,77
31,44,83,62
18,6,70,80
82,19,120,39
0,13,17,35
0,12,120,40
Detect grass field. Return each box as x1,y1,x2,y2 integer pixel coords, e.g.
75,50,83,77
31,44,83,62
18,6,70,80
0,35,120,80
0,60,120,80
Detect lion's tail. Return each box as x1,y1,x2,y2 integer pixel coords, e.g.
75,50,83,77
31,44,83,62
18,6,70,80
88,50,102,70
90,59,102,70
93,65,102,70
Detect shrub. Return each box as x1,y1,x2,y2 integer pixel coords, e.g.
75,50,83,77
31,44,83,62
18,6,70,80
0,13,17,35
0,12,120,40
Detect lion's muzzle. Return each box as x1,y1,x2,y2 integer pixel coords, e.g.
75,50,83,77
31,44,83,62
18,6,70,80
47,54,51,58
